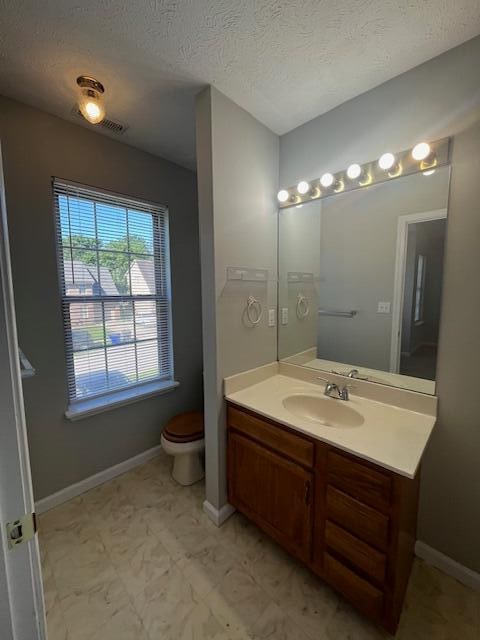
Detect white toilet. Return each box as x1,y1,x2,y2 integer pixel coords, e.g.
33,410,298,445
160,411,205,486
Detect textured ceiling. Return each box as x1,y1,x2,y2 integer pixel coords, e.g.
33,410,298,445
0,1,479,169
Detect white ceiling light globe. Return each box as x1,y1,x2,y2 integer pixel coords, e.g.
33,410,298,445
320,173,334,188
378,153,396,170
297,180,310,195
277,189,289,203
346,163,362,180
85,101,101,120
412,142,431,161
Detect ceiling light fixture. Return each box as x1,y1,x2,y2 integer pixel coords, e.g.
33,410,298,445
76,76,106,124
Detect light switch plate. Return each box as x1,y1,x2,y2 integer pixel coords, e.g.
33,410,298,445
281,307,288,325
268,309,276,327
377,301,391,313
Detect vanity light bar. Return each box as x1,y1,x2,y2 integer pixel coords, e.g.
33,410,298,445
277,137,450,209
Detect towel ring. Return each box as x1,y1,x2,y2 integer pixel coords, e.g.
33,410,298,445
246,295,262,326
296,293,309,319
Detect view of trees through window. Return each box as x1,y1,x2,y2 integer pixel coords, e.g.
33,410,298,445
65,233,152,295
55,184,171,401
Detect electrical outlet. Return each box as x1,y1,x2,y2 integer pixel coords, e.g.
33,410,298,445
377,301,391,313
268,308,276,327
281,307,288,325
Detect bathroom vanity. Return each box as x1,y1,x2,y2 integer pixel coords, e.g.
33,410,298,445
225,368,436,634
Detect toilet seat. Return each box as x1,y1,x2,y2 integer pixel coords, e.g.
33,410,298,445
162,411,204,444
161,411,205,486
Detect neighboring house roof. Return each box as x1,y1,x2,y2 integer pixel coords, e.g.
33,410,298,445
64,260,119,295
64,260,94,286
130,259,156,294
97,266,119,295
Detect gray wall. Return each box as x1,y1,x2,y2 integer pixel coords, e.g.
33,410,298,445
0,95,203,500
196,87,278,512
279,36,480,572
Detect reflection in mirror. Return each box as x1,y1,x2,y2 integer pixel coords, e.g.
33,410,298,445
278,165,450,394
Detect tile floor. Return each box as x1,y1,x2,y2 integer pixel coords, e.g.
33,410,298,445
39,452,480,640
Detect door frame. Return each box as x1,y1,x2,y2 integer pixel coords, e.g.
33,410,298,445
390,208,447,373
0,143,46,640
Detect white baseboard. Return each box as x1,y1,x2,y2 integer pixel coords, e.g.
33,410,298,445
415,541,480,591
35,444,162,514
203,500,235,527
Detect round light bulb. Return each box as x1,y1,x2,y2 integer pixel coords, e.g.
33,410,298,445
378,152,396,170
297,180,310,195
412,142,431,161
79,96,105,124
320,172,334,188
277,189,289,203
346,163,362,180
85,101,101,120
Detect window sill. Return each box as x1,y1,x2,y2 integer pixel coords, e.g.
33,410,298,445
65,379,180,422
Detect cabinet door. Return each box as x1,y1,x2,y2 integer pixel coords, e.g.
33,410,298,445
228,431,313,562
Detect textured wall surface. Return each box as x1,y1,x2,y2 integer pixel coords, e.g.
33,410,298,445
0,1,479,167
279,37,480,572
0,95,203,500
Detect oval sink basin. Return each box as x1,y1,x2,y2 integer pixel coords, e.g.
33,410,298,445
283,394,364,428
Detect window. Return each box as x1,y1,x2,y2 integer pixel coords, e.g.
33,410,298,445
53,179,174,414
413,254,427,324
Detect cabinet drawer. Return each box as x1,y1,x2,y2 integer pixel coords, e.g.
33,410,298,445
327,486,389,551
327,450,391,512
324,553,384,620
228,405,314,468
325,521,386,584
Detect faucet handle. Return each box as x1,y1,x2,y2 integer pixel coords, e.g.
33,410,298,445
331,369,369,381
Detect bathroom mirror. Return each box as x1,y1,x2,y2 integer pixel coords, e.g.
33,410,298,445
278,164,451,394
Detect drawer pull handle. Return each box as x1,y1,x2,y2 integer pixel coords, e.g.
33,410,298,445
304,480,311,505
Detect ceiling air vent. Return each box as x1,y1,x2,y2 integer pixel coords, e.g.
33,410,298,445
72,107,128,135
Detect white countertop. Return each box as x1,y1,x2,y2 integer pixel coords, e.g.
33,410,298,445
225,374,436,478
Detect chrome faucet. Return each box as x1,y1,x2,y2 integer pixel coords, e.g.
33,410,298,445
317,377,350,400
331,368,369,381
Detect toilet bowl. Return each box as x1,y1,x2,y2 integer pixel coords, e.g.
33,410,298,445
161,411,205,486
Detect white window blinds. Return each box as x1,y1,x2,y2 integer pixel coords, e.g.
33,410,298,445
53,179,173,403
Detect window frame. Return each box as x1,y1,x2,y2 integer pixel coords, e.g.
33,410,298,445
52,178,177,419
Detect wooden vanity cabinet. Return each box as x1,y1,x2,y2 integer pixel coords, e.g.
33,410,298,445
227,403,420,634
227,405,314,563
